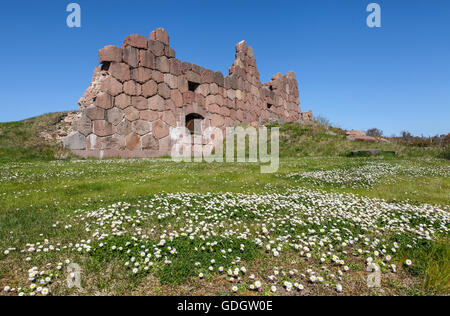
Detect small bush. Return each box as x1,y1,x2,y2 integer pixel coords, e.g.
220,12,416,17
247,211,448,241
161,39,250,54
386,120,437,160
438,148,450,160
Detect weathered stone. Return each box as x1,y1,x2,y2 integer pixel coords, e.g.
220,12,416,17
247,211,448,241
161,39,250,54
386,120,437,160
85,106,105,120
346,130,367,137
155,56,170,73
150,28,170,45
123,34,148,49
109,63,130,82
165,46,176,58
141,134,159,150
139,50,155,69
123,81,142,96
116,119,132,136
162,111,176,127
183,91,195,105
99,45,122,63
214,71,224,86
115,93,132,110
123,46,139,68
210,83,219,95
148,39,165,57
169,59,181,75
186,71,201,84
124,107,140,121
126,133,141,151
132,96,148,110
94,92,113,110
63,132,86,150
286,71,296,80
101,77,123,96
93,121,113,137
158,135,172,155
201,69,215,84
140,110,159,122
75,114,93,136
131,67,152,83
152,120,169,139
164,74,178,89
107,108,124,125
132,120,152,136
170,90,183,108
210,114,224,127
152,70,164,83
142,80,158,97
158,83,171,99
148,95,165,111
178,78,188,93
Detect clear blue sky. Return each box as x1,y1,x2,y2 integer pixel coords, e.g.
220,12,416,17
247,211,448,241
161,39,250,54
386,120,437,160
0,0,449,136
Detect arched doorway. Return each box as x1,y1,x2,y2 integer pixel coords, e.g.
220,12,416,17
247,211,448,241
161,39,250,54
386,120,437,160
185,113,204,135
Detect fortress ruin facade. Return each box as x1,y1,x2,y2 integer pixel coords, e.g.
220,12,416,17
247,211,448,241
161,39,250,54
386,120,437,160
64,28,312,158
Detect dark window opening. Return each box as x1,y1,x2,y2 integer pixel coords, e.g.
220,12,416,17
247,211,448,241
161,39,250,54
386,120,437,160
267,103,273,109
186,113,204,135
101,62,111,71
269,85,274,91
188,81,200,92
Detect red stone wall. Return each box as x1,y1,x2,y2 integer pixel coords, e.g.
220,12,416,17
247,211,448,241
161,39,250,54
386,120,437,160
66,28,302,158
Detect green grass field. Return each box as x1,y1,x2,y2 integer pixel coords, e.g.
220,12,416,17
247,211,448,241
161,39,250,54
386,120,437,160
0,114,448,296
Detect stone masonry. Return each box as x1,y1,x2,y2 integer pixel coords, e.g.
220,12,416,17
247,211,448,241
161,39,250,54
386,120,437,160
65,28,305,158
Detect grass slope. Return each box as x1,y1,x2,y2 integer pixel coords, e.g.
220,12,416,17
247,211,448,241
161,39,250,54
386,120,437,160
0,112,72,163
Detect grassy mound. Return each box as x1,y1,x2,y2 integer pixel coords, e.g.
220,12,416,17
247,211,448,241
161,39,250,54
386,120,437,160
0,112,72,162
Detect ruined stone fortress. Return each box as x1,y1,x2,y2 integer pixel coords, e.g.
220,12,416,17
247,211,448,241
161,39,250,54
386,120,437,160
64,28,312,158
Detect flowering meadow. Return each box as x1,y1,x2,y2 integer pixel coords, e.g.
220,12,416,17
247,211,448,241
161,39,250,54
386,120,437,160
0,157,449,296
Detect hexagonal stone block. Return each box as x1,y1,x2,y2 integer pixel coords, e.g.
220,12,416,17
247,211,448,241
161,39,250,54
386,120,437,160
63,132,86,150
123,46,139,68
95,92,113,109
148,95,165,111
85,106,105,120
107,108,124,125
116,120,132,136
142,134,160,150
99,45,122,64
131,67,152,84
132,96,148,110
164,74,178,89
148,39,165,57
142,80,157,97
155,56,169,73
123,34,148,49
158,83,171,99
139,50,155,69
150,28,170,45
152,120,169,139
126,133,141,151
165,46,176,58
125,107,140,122
75,114,93,136
170,90,183,108
132,120,152,136
162,111,176,127
115,93,132,110
152,70,164,83
140,110,159,122
101,76,123,96
93,121,113,137
109,62,131,82
123,81,142,96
